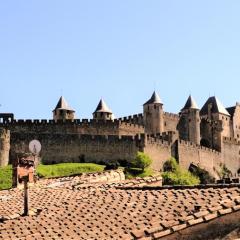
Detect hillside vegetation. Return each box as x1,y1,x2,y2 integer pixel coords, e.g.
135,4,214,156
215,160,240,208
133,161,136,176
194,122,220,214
0,163,105,190
162,158,200,185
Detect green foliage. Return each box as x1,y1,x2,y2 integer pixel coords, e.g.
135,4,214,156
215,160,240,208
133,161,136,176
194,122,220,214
219,164,232,178
189,164,215,184
131,152,152,171
125,167,154,179
36,163,105,178
0,165,12,190
162,158,200,186
163,157,179,172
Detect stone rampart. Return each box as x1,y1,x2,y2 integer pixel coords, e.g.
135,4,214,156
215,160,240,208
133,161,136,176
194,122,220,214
163,112,179,132
143,135,172,172
0,128,10,167
10,133,141,165
178,140,222,178
117,113,144,125
222,137,240,176
0,119,144,136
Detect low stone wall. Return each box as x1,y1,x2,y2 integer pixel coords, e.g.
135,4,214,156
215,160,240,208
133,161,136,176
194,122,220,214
39,169,126,189
80,169,125,183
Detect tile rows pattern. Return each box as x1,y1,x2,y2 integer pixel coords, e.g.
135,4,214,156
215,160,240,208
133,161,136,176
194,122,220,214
0,174,239,240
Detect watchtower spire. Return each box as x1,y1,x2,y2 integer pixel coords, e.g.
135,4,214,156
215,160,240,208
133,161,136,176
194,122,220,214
93,98,113,120
53,96,75,121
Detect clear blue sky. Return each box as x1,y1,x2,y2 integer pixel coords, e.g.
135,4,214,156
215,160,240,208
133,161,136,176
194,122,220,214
0,1,240,119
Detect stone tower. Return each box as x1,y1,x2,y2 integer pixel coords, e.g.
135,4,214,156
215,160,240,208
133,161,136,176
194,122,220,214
93,98,113,120
200,96,230,151
0,128,10,167
143,91,164,134
53,96,75,121
178,95,200,145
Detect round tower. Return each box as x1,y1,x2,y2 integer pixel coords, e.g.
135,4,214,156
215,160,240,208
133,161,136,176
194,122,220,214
178,95,200,145
53,96,75,121
143,91,164,134
0,128,10,167
93,98,113,120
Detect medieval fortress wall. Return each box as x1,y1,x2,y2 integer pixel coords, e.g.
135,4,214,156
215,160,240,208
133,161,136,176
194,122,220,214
0,128,10,167
0,93,240,179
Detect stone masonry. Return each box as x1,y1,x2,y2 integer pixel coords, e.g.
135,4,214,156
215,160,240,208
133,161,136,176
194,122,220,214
0,92,240,179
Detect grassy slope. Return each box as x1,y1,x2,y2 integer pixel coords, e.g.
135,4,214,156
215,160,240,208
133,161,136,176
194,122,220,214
0,163,105,190
0,165,12,190
36,163,105,178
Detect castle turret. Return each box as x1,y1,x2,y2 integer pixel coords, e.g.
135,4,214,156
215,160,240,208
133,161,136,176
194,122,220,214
143,91,164,134
178,95,200,145
0,128,10,167
93,98,113,120
53,96,75,121
200,96,230,151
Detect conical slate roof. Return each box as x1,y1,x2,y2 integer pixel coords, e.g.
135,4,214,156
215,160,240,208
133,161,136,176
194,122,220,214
93,99,112,114
181,95,199,111
144,91,163,105
53,96,75,112
200,96,230,116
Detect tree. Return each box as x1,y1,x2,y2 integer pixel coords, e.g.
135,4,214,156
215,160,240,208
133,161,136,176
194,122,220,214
132,152,152,171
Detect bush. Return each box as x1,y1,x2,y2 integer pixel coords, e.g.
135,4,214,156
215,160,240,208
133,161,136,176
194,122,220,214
125,168,154,179
104,161,119,170
163,157,179,172
189,164,215,184
162,158,200,186
131,152,152,171
220,164,232,178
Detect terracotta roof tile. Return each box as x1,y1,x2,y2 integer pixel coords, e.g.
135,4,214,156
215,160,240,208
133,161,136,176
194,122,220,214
0,173,240,239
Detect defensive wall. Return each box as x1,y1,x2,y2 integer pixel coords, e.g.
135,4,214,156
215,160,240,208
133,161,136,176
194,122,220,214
0,128,10,167
1,118,239,180
117,113,144,125
0,119,144,136
8,129,173,171
143,135,172,171
177,139,222,178
163,112,179,132
222,137,240,175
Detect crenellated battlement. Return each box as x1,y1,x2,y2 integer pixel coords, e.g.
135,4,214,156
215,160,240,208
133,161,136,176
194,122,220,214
163,112,179,120
223,136,240,145
179,139,221,155
117,113,144,125
145,134,171,147
0,118,144,129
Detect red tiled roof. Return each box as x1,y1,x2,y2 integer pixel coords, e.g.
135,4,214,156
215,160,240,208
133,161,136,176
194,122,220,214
0,174,240,240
